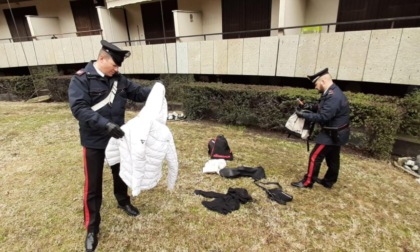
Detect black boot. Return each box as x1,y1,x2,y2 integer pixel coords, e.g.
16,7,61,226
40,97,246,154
85,232,98,252
118,203,140,216
291,179,313,188
315,178,333,188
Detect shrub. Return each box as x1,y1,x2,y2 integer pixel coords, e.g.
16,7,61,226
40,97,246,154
0,76,35,100
398,89,420,137
28,65,59,93
46,75,72,102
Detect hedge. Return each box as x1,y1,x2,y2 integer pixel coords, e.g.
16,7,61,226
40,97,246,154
5,75,418,159
44,75,186,103
0,76,35,100
181,83,404,159
398,89,420,137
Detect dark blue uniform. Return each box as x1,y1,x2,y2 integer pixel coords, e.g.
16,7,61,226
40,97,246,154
69,61,150,149
300,83,350,187
68,61,150,234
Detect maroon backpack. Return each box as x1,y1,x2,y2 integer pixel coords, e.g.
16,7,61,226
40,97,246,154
208,135,234,160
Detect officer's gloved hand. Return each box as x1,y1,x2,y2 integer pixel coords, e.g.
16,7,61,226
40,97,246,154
295,110,306,118
298,102,316,111
106,122,125,139
301,103,309,109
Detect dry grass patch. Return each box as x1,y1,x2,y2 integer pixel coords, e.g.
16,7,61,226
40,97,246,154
0,101,419,251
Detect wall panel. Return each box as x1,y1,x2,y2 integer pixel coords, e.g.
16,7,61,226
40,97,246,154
188,41,201,74
142,44,154,73
131,45,144,73
295,33,320,77
52,39,65,64
316,33,344,79
228,39,243,75
200,41,214,74
61,38,75,64
120,46,133,74
243,37,260,76
4,43,18,67
214,40,228,75
21,42,37,66
258,36,278,76
0,44,10,68
71,37,85,63
392,28,420,85
14,43,27,67
33,41,47,65
176,42,188,74
364,29,401,83
338,30,371,81
153,44,167,74
80,36,95,62
166,43,177,74
276,35,299,77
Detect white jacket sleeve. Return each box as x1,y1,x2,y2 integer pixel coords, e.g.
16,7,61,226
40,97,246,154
105,137,121,166
165,133,179,190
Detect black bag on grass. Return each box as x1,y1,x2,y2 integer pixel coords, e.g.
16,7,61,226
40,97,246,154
254,181,293,205
208,135,234,160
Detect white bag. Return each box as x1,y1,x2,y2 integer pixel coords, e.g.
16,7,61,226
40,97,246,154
285,113,310,140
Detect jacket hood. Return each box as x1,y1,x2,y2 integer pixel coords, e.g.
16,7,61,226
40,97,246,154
138,82,167,124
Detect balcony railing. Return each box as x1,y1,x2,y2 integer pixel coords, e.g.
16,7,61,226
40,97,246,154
0,29,103,43
1,16,418,45
112,15,420,46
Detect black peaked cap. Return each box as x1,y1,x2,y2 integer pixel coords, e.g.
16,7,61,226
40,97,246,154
307,68,329,83
100,40,131,66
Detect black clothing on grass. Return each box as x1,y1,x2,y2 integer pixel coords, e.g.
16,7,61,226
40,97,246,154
194,188,252,215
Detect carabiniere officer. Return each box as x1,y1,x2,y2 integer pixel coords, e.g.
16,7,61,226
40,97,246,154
291,68,350,189
68,40,150,252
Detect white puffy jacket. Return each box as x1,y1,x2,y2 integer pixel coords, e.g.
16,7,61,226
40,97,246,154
105,82,178,197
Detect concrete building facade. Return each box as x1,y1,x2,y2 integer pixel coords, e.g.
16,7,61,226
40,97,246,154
0,0,419,89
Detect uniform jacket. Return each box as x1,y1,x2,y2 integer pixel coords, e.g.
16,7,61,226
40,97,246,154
105,82,178,197
302,83,350,146
68,61,150,149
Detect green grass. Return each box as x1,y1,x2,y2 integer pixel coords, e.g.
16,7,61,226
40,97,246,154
0,101,419,251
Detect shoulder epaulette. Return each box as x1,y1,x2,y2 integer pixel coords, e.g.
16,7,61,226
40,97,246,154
76,69,86,76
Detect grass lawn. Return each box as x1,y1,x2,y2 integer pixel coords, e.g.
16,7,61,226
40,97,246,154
0,101,419,251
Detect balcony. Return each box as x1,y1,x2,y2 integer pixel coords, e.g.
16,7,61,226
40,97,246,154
0,18,419,86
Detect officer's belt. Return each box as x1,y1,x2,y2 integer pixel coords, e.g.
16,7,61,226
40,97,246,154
322,124,349,132
91,81,118,111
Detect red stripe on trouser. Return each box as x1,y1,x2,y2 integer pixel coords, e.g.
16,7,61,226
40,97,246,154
83,147,90,230
304,144,325,186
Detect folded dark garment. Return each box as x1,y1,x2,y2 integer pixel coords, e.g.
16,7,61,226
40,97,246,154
219,166,266,181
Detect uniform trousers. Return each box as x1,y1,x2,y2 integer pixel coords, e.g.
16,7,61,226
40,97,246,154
302,144,341,187
83,147,130,234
